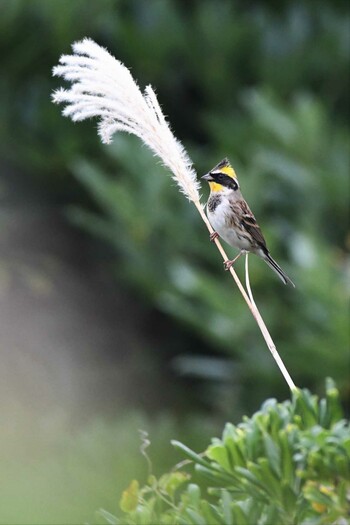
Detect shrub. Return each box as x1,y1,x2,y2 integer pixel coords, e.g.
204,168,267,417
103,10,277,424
108,379,349,524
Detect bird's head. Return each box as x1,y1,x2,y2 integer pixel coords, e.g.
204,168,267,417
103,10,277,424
201,158,239,193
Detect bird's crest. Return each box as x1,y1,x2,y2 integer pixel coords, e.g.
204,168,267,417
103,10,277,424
211,158,237,179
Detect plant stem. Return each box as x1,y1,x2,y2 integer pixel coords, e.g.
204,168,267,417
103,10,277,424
194,201,297,392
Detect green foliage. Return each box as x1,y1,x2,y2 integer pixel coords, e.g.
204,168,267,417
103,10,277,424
111,380,350,525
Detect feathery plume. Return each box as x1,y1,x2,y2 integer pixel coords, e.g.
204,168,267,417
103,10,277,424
52,38,200,203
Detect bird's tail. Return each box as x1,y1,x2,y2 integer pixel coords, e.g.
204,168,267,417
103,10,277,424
263,253,295,287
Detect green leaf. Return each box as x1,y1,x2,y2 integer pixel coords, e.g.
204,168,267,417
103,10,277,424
195,464,236,485
206,444,232,472
119,480,139,513
221,490,233,525
333,454,350,479
278,429,294,486
222,423,236,442
171,440,215,470
281,484,298,516
225,437,247,468
262,433,281,477
244,426,262,461
318,398,329,428
234,466,266,492
231,503,250,525
325,378,343,426
98,508,119,525
159,471,190,497
305,485,333,506
262,503,282,525
186,508,207,525
293,389,319,428
255,458,283,501
199,501,223,525
187,484,201,507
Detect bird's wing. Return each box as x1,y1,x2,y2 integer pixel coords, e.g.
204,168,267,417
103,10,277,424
238,200,268,251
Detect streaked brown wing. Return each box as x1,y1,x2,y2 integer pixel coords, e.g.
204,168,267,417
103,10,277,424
238,200,267,250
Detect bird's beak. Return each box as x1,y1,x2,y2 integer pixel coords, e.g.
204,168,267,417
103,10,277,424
201,173,214,182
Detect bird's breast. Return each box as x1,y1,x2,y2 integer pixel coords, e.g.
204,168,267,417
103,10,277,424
207,193,222,213
206,196,252,250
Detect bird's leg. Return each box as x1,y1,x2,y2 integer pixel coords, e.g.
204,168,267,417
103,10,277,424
224,251,243,271
209,231,219,242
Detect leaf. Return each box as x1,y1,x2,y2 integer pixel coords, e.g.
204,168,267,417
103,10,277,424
225,437,247,468
171,440,216,470
195,464,236,485
305,486,333,507
206,444,232,472
278,430,294,486
325,378,343,426
221,490,233,525
293,389,318,428
200,501,224,525
97,508,119,525
119,479,139,513
186,508,207,525
318,398,329,428
281,484,298,516
231,503,250,525
244,426,262,461
187,484,201,507
255,458,283,501
159,471,190,497
234,466,266,492
263,433,281,478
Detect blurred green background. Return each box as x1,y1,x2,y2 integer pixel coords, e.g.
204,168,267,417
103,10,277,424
0,0,349,523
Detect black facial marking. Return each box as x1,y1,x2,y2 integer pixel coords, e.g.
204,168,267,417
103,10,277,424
211,172,239,191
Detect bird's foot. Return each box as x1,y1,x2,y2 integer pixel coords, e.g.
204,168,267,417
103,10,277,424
224,259,235,271
210,231,219,242
224,252,243,271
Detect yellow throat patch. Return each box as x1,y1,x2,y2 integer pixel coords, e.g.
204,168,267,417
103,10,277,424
209,162,238,193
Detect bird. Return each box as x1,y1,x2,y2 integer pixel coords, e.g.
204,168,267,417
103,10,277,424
202,158,295,287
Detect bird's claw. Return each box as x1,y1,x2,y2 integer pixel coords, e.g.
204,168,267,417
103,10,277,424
223,252,243,271
224,260,234,271
210,231,219,242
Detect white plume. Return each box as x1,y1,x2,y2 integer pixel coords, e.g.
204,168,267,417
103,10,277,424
52,38,200,202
